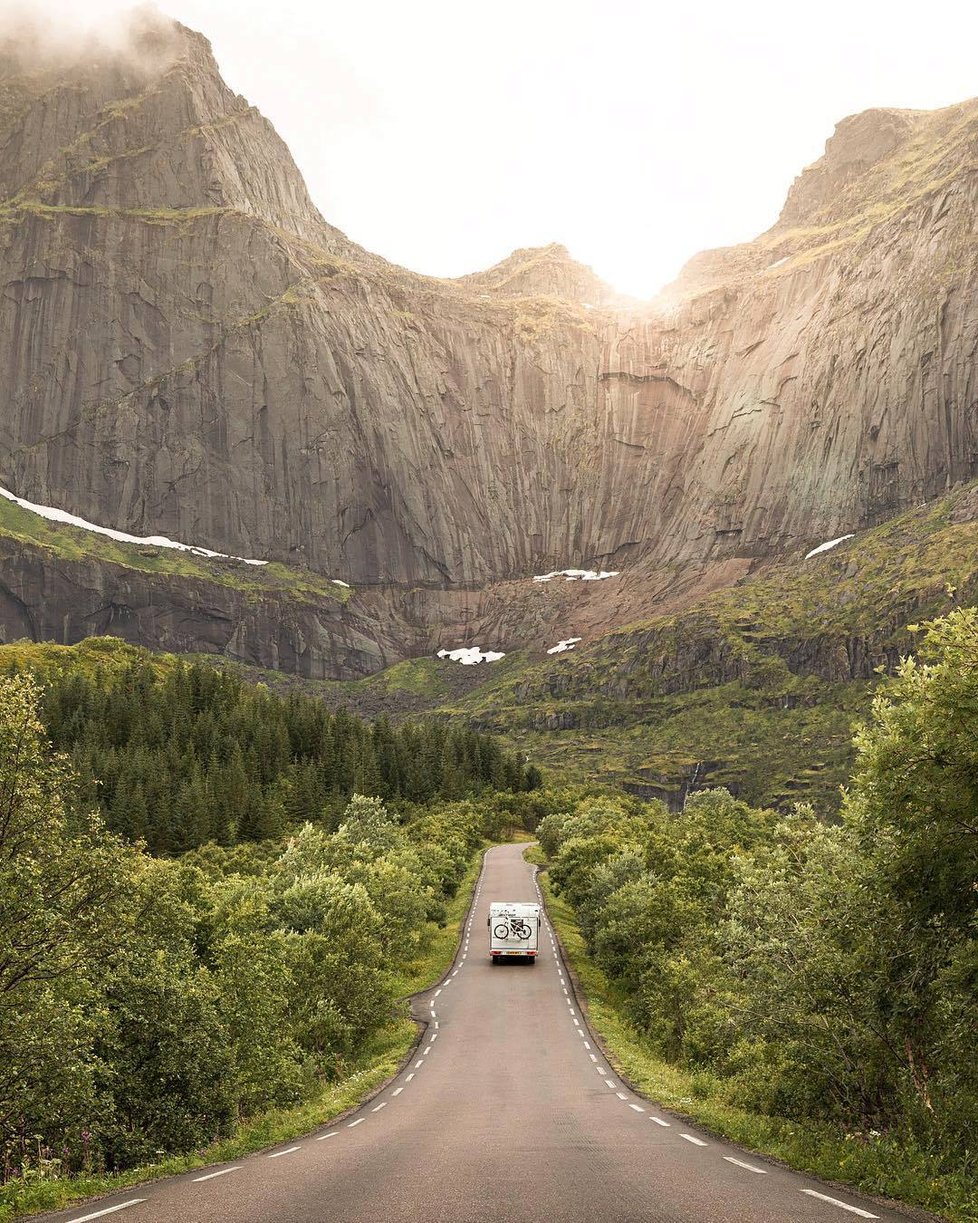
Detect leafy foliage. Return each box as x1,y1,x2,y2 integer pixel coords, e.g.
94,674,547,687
0,673,497,1184
541,610,978,1189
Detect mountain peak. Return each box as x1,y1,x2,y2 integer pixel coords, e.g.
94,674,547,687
777,97,978,230
457,243,625,305
0,8,350,248
778,106,922,227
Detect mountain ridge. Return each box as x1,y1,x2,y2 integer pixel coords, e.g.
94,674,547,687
1,10,977,679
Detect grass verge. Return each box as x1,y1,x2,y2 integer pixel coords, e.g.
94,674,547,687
0,848,489,1221
537,862,973,1223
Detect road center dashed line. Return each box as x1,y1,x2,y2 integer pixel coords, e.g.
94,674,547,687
629,1103,645,1112
650,1117,671,1127
680,1134,708,1147
347,1119,365,1129
192,1166,240,1181
68,1203,147,1222
800,1190,879,1218
316,1130,339,1139
723,1156,767,1174
391,1087,403,1096
269,1145,301,1157
372,1102,388,1112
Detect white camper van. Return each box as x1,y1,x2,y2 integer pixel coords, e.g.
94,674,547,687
488,901,541,964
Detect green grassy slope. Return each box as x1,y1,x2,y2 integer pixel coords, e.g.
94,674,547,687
9,484,978,810
297,487,978,809
0,493,350,603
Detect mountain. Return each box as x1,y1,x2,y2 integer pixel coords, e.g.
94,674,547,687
1,11,978,688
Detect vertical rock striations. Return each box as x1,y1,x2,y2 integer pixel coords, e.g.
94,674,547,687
0,12,977,671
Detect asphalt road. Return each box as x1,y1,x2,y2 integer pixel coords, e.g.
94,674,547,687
46,844,917,1223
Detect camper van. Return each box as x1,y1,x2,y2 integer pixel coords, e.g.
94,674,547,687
488,901,541,964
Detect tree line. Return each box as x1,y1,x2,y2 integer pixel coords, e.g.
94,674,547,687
1,658,540,853
0,667,509,1186
538,609,978,1189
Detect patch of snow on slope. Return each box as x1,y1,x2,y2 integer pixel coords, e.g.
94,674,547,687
805,533,854,560
767,256,789,270
533,568,620,583
437,646,505,665
547,637,582,655
0,484,270,566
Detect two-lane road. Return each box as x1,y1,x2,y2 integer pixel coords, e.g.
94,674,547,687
47,844,917,1222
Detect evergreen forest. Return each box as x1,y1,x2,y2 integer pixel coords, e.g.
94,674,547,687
3,653,540,853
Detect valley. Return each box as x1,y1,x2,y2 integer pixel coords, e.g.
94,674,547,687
1,7,977,1221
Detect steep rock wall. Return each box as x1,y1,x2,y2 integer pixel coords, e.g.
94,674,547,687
0,15,976,666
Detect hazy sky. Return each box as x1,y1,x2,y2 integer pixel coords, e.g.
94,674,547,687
11,0,978,295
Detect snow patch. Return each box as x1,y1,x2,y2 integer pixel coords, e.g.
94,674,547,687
533,568,620,583
547,637,582,655
332,579,351,588
436,646,506,665
767,256,789,270
0,484,270,565
805,533,854,560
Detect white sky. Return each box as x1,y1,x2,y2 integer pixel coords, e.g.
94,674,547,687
10,0,978,296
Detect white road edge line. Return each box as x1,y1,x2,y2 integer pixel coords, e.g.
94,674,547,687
800,1190,879,1218
650,1117,671,1127
616,1092,629,1100
406,1073,415,1081
680,1134,708,1146
723,1156,767,1174
269,1145,301,1157
604,1079,616,1088
347,1119,365,1128
69,1202,148,1222
629,1103,645,1112
193,1166,241,1181
391,1087,403,1096
415,1060,423,1068
372,1102,387,1112
316,1130,339,1139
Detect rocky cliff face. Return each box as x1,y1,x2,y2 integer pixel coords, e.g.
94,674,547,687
1,13,976,673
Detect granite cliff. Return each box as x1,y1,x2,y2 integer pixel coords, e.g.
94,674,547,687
1,12,977,675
